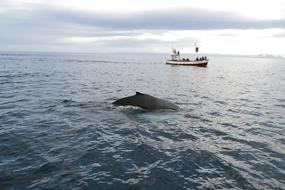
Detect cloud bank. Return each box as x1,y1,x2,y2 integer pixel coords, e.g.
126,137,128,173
0,2,285,55
5,5,285,30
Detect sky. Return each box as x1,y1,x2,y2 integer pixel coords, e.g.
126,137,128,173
0,0,285,55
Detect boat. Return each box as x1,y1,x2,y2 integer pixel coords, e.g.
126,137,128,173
166,44,208,67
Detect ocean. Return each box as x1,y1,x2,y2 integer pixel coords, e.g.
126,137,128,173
0,52,285,189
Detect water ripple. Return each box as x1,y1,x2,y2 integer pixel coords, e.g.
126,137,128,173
0,53,285,189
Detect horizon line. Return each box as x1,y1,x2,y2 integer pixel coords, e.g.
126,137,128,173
0,50,284,59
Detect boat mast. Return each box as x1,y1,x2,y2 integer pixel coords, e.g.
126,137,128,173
195,42,199,53
194,41,199,60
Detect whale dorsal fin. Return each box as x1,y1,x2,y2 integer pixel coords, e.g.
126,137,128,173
136,92,144,95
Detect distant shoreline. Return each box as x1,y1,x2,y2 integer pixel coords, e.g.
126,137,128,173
0,50,284,59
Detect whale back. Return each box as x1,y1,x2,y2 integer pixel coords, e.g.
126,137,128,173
113,92,179,110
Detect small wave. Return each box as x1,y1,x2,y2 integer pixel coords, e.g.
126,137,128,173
184,114,200,119
274,104,285,108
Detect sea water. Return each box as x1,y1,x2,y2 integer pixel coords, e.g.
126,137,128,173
0,52,285,189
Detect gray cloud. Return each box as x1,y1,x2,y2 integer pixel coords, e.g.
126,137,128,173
0,4,284,52
41,7,285,30
2,5,285,31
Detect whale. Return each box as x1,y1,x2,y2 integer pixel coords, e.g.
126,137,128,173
113,92,179,111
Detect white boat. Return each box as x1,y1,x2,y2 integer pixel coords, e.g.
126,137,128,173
166,44,208,67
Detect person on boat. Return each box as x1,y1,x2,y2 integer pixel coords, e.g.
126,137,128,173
178,51,180,55
205,56,207,60
196,57,198,61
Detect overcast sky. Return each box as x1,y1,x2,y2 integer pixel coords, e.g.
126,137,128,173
1,0,285,55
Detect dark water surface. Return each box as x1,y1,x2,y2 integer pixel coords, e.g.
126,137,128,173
0,52,285,189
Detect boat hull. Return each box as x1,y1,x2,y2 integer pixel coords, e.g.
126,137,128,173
166,59,208,67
